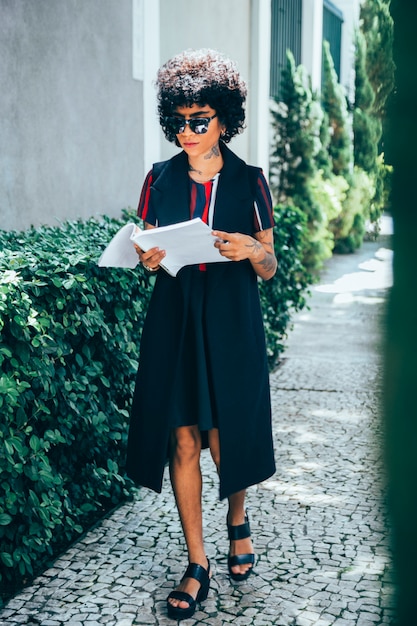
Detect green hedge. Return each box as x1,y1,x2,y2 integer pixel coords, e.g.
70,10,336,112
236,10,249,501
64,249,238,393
0,205,309,603
260,204,311,368
0,211,152,600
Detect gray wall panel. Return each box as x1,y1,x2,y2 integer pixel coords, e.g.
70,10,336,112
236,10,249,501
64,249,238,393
0,0,143,230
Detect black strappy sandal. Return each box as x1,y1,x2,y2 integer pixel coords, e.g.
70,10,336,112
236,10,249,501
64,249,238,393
227,512,255,581
166,559,211,620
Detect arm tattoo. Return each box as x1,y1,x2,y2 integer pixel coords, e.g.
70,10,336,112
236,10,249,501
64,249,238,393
245,240,263,255
256,230,274,253
245,239,277,274
257,252,277,273
246,230,278,275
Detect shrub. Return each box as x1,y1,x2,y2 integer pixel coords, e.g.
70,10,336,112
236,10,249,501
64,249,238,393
322,41,354,178
270,51,335,274
360,0,395,122
260,204,311,369
0,205,310,602
0,210,152,601
353,30,378,174
330,166,375,252
368,153,393,232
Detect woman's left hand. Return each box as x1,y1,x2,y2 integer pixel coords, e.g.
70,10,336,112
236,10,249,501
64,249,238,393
212,228,277,280
212,230,263,262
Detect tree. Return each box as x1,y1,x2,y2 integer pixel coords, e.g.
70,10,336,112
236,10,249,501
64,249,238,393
270,52,319,202
270,51,336,272
322,41,353,178
356,0,395,229
353,30,378,173
321,40,372,253
360,0,395,122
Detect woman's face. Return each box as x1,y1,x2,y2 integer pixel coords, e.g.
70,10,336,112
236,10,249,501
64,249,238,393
173,103,224,158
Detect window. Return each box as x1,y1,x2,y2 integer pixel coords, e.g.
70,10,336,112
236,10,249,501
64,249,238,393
270,0,302,100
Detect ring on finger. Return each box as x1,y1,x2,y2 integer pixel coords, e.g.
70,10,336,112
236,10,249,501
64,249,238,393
142,262,158,272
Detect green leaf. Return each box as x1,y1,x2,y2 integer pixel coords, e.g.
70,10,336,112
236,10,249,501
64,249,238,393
62,277,75,290
13,314,27,327
0,552,14,567
0,514,13,526
51,277,63,288
4,440,14,456
114,306,125,321
29,435,42,453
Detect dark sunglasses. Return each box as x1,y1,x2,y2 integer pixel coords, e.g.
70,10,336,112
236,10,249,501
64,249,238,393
164,114,218,135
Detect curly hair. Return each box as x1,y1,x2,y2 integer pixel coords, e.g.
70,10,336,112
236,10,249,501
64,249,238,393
155,49,247,144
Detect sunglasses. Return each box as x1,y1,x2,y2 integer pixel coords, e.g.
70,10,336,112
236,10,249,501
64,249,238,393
164,114,218,135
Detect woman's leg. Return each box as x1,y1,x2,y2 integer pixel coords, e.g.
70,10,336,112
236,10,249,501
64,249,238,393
227,489,254,576
168,425,209,609
208,429,254,577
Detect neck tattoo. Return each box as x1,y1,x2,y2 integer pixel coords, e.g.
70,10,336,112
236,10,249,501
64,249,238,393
188,143,223,182
189,163,203,176
204,144,221,160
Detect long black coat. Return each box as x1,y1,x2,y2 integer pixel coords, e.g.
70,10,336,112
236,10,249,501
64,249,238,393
126,144,276,499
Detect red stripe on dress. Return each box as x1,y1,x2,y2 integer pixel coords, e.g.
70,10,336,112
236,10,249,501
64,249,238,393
257,174,274,228
138,171,153,221
201,181,212,224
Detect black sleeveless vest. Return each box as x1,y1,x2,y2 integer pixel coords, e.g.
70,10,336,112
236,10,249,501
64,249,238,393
126,144,276,499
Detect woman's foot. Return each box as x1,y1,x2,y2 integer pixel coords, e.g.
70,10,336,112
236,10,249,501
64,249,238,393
227,512,255,581
167,558,210,619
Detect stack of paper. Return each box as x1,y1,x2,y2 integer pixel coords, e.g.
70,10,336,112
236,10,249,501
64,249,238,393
98,218,230,277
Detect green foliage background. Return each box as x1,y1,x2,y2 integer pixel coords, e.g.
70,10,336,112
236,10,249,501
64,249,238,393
271,21,393,267
0,212,152,600
260,204,311,368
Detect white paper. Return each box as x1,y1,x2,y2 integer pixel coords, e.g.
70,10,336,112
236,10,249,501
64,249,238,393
97,223,139,269
130,218,229,277
98,218,229,277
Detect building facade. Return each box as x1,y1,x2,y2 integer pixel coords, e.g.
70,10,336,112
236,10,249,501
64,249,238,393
0,0,359,230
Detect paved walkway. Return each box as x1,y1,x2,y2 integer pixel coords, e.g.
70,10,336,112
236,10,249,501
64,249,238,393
0,224,395,626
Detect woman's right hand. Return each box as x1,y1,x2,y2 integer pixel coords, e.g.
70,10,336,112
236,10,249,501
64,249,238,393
134,244,166,271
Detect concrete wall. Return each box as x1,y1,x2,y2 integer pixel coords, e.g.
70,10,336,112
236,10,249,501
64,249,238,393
0,0,143,231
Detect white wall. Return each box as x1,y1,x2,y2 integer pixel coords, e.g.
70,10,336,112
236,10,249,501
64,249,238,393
132,0,161,174
0,0,143,231
301,0,324,92
301,0,361,99
332,0,361,99
249,0,272,175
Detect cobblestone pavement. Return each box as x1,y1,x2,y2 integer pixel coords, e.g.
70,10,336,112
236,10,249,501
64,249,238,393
0,227,395,626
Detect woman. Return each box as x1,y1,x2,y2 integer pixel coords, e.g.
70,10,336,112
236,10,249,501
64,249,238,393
126,49,277,620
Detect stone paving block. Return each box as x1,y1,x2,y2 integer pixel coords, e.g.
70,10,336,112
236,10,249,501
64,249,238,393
313,619,335,626
356,614,383,625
